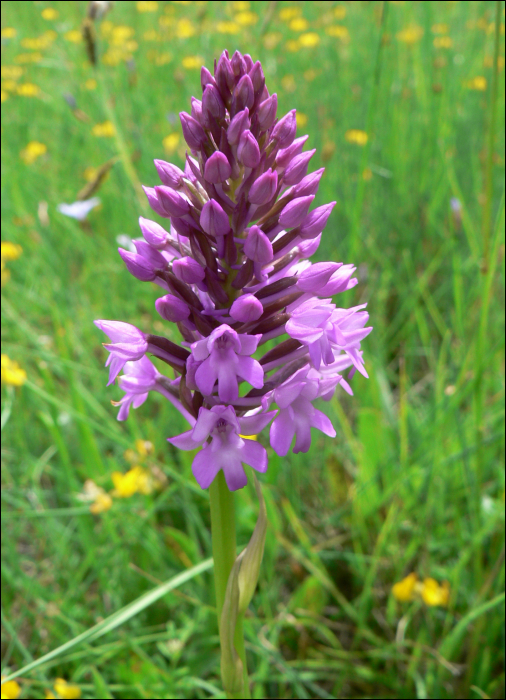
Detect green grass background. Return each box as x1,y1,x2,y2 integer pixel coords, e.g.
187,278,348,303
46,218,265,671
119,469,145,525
1,1,505,698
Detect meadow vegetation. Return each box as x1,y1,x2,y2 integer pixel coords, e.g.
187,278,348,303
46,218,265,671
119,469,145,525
1,1,505,698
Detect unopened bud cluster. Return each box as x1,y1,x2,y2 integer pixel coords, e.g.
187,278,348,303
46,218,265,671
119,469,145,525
95,50,372,491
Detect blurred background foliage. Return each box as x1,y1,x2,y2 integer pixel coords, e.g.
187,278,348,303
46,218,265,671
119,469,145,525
1,1,505,698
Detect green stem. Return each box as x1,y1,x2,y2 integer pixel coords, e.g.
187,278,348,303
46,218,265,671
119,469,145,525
209,471,250,698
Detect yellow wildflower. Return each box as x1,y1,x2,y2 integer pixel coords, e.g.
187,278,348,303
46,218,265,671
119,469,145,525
89,492,113,514
466,76,487,91
434,36,452,49
396,25,424,44
217,21,240,34
64,30,82,43
112,466,152,497
45,692,56,699
289,17,308,32
110,25,135,43
53,679,81,700
1,90,7,103
102,48,124,66
1,355,27,387
345,129,368,146
182,55,204,69
392,573,450,607
263,32,282,49
2,81,17,91
15,52,43,63
299,32,320,47
420,578,450,607
1,66,23,80
1,243,22,262
92,121,115,137
233,1,250,9
285,39,301,52
1,27,17,39
84,78,97,90
362,167,373,181
41,8,59,20
334,6,347,19
176,18,195,38
20,141,47,164
279,7,301,21
21,31,57,50
296,112,308,127
392,572,418,602
281,74,296,92
16,83,41,97
432,23,449,34
137,0,159,11
1,677,21,700
234,11,258,25
239,434,258,441
326,25,349,40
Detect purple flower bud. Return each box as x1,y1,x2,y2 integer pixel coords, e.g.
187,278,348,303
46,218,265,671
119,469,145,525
179,111,207,150
173,256,205,284
230,294,264,322
154,186,190,218
276,136,309,170
155,294,191,322
119,248,156,281
133,239,167,269
243,54,254,71
234,74,255,112
244,225,273,263
215,52,235,98
201,65,216,91
297,262,343,293
279,195,315,229
258,93,277,130
291,168,325,197
204,151,232,183
154,160,184,189
190,97,203,123
249,61,265,98
202,84,226,123
248,168,278,205
142,185,168,218
237,130,260,168
227,108,250,145
231,50,246,77
272,110,297,149
298,234,322,258
138,217,170,248
283,150,316,186
299,202,336,239
200,199,231,237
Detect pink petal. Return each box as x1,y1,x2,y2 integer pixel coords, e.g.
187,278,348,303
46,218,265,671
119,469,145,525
192,447,222,488
241,439,268,473
270,409,295,456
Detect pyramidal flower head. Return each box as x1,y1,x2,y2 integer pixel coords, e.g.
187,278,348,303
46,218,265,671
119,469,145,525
94,50,372,491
